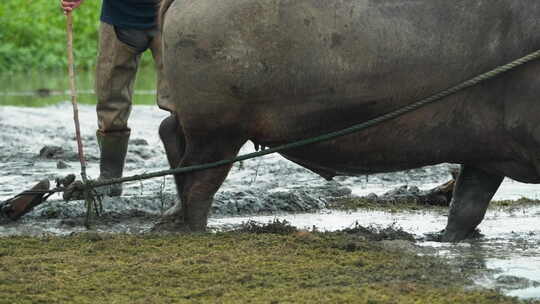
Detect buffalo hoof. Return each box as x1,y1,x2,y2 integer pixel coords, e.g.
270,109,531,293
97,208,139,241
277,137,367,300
151,217,191,234
1,180,50,221
440,229,482,243
440,231,465,243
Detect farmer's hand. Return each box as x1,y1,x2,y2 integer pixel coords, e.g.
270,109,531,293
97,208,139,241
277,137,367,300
61,0,84,13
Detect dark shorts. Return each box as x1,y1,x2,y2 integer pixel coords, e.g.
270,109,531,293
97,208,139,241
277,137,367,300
114,26,160,53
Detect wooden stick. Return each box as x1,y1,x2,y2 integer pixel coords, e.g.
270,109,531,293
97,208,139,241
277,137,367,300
66,12,94,226
66,12,87,181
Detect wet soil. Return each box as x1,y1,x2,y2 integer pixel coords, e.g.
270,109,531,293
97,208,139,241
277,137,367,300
1,104,540,299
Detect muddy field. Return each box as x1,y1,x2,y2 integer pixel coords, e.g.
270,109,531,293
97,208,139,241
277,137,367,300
1,104,539,299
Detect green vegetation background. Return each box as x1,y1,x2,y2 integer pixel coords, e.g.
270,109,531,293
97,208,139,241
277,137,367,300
0,1,150,73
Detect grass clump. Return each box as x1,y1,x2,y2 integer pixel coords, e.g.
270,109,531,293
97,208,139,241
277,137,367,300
491,197,540,207
0,232,536,304
339,222,416,242
236,219,298,234
331,196,540,213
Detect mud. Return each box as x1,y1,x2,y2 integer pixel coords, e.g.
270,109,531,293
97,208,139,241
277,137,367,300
1,104,540,299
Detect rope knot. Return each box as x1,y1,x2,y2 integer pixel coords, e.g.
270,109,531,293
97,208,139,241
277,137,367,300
62,179,96,202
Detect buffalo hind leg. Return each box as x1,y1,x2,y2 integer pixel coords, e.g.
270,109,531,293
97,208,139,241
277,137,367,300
158,136,245,231
441,165,503,242
159,114,185,217
159,113,185,168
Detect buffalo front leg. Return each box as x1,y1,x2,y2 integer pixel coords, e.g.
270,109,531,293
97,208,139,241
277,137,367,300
441,165,503,242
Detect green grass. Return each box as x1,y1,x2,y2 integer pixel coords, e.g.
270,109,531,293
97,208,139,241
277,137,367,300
0,231,536,304
0,0,151,74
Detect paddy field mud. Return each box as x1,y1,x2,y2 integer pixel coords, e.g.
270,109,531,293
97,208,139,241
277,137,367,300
1,104,539,299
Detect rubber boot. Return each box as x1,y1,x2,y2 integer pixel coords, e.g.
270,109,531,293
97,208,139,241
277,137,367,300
96,131,129,197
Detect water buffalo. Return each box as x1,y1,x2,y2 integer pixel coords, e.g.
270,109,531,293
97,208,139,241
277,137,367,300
157,0,540,241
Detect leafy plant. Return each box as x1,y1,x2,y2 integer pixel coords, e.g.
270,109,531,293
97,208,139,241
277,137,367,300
1,0,150,73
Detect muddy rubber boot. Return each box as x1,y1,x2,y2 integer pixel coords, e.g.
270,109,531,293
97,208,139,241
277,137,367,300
1,180,50,221
96,131,129,197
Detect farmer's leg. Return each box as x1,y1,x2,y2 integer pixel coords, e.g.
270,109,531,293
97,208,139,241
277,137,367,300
95,22,143,196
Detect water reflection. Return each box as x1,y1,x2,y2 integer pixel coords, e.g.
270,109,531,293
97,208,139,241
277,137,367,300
0,65,158,106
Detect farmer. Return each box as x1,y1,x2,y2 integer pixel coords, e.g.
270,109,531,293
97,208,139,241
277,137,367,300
61,0,175,196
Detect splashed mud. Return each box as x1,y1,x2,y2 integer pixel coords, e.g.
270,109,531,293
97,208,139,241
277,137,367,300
1,104,540,299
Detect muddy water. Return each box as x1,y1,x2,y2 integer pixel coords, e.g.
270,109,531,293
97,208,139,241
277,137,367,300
1,104,539,299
